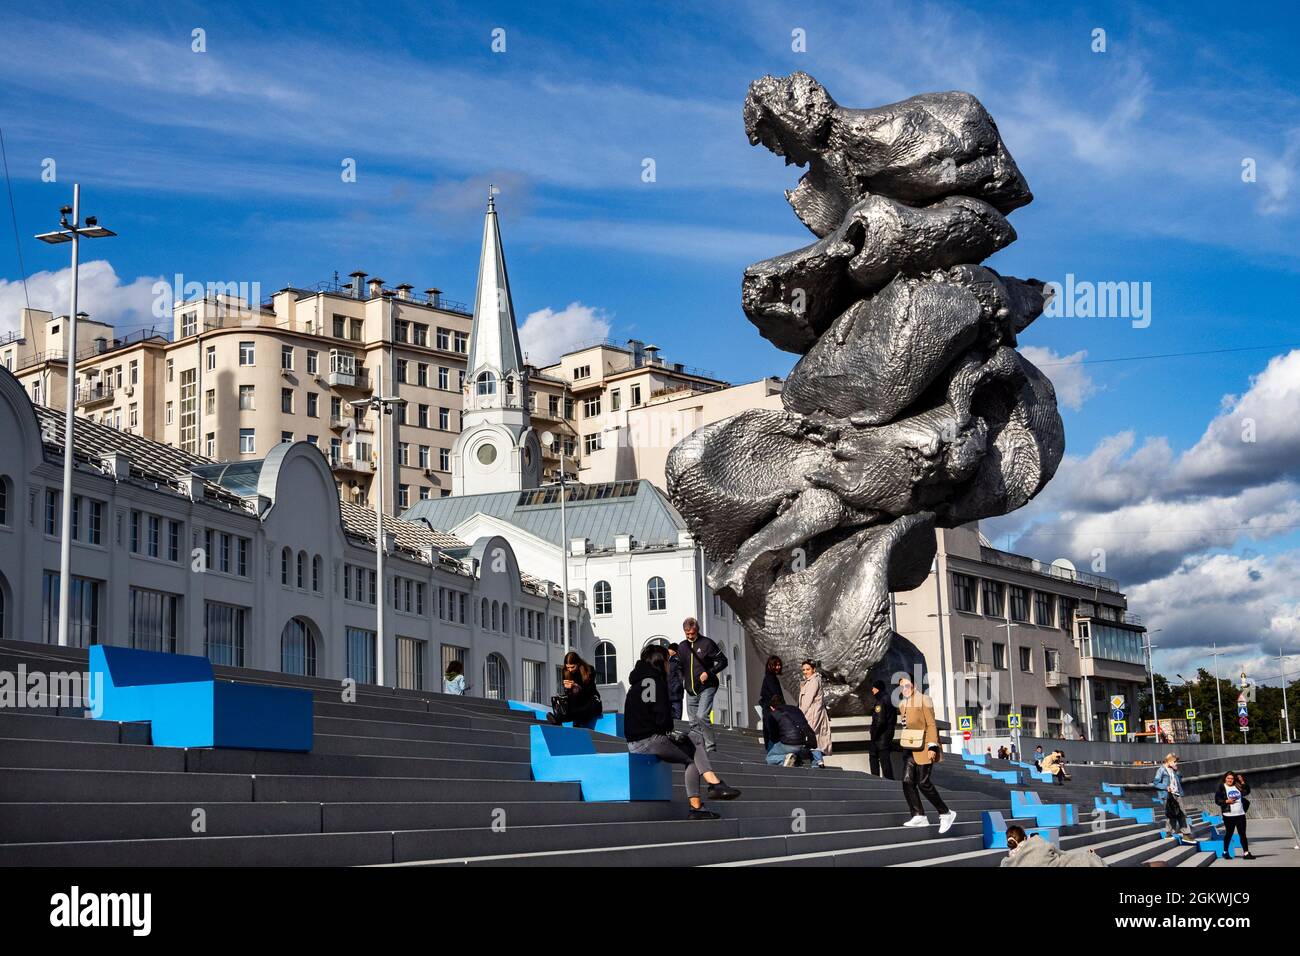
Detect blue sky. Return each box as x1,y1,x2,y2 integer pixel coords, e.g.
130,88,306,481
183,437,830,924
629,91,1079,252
2,0,1299,681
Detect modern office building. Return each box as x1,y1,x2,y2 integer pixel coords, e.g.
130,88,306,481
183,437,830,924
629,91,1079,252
893,522,1152,744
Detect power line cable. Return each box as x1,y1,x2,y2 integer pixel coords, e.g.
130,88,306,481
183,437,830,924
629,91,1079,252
0,126,29,310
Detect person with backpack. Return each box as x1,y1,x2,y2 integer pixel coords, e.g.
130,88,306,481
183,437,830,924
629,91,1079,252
764,694,821,767
1153,753,1192,837
677,617,727,753
624,644,740,819
1214,771,1256,859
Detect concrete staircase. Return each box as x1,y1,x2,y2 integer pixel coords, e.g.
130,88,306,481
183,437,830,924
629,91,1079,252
0,639,1189,867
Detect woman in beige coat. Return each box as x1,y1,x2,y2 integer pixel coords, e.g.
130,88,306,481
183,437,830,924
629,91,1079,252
798,660,832,767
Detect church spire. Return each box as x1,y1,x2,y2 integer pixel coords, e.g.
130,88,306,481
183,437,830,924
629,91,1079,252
466,186,525,401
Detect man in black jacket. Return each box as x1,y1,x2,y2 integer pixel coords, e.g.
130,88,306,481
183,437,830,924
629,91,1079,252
764,695,820,767
624,645,740,819
868,678,897,779
665,642,685,720
677,617,727,753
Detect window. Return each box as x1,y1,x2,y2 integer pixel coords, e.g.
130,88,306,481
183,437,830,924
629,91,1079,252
281,388,294,414
238,341,255,365
166,358,175,382
631,384,642,406
583,433,603,454
70,496,80,541
582,396,601,418
439,448,450,471
205,389,215,415
182,312,197,337
128,403,138,429
312,555,322,592
982,579,1004,617
398,442,409,466
396,358,408,383
593,580,612,615
573,364,591,379
1034,592,1055,627
239,385,255,410
347,628,377,684
594,641,617,684
168,520,180,562
1044,647,1061,674
992,642,1007,670
398,637,425,690
129,510,140,553
307,393,319,417
1009,586,1030,622
951,573,976,612
418,445,430,469
964,637,980,666
1059,597,1078,632
281,430,293,443
436,327,450,351
647,576,666,611
281,548,291,585
333,315,346,338
205,602,246,667
88,501,103,545
206,346,216,370
130,588,178,653
205,434,216,458
416,363,428,387
44,489,59,535
1019,646,1033,672
147,515,160,558
610,389,621,411
165,401,174,425
296,551,306,589
484,652,509,700
281,618,317,676
454,331,468,354
129,360,139,385
239,429,255,454
398,484,410,509
281,344,294,370
42,572,100,646
476,371,497,396
307,350,318,374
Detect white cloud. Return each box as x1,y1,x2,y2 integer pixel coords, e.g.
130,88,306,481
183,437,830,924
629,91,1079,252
0,260,163,338
1020,345,1098,411
519,302,612,367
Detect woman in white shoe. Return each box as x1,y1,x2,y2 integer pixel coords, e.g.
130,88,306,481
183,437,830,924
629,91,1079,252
897,676,957,834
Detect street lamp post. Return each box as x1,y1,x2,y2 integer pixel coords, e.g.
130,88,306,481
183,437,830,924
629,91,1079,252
1280,648,1293,744
1176,672,1194,740
1211,642,1226,744
35,184,115,647
1142,630,1162,740
352,365,405,686
540,432,570,654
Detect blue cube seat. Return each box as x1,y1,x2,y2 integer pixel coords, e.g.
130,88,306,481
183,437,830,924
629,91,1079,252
982,810,1058,849
507,701,626,738
1011,790,1077,827
90,645,312,751
529,724,671,801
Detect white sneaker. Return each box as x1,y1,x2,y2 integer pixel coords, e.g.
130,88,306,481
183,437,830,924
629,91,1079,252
782,753,797,768
903,815,929,827
938,811,957,834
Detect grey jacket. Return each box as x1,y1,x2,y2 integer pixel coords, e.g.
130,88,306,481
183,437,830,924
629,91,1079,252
1000,835,1108,868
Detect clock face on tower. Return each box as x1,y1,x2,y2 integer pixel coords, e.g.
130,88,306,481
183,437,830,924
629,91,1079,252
476,442,498,465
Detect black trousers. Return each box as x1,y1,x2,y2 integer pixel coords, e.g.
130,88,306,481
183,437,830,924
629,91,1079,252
1165,794,1188,832
1223,815,1249,855
870,745,895,780
902,753,949,816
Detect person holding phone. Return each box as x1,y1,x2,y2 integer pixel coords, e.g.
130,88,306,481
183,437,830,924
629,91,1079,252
1215,771,1256,859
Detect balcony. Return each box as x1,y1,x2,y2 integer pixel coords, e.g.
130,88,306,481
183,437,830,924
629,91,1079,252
1044,670,1065,688
327,368,371,391
74,384,115,408
330,457,372,474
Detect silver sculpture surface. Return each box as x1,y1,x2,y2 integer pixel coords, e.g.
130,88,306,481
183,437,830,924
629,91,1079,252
666,73,1065,714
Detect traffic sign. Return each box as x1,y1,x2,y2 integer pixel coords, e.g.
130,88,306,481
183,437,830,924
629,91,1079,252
962,730,972,741
1007,714,1021,729
1110,695,1125,710
958,716,974,732
1185,708,1196,720
1195,721,1203,733
1111,719,1127,735
1111,708,1125,721
1239,716,1249,727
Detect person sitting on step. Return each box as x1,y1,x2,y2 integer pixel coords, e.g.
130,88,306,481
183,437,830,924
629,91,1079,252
548,651,603,726
624,644,740,820
764,694,824,767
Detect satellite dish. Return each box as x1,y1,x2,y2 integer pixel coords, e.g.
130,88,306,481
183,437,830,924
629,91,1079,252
540,430,556,448
1050,558,1077,574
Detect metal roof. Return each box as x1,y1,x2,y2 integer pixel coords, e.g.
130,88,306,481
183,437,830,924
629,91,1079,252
400,479,688,551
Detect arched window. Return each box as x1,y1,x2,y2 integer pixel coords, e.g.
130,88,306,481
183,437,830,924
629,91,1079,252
491,601,500,631
296,551,306,589
481,597,489,626
0,475,10,526
484,652,510,700
281,617,317,676
281,547,291,585
647,576,666,612
503,602,511,633
594,640,618,684
593,580,612,615
476,371,498,396
312,555,322,592
643,636,670,651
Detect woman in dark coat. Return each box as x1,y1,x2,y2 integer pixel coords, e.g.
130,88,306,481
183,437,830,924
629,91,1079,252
548,650,602,725
760,656,785,752
1214,771,1256,859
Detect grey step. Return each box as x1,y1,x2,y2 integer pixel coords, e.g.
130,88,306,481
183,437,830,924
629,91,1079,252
0,802,323,843
710,833,987,867
312,715,524,747
392,821,987,868
0,738,188,773
311,733,529,763
0,767,253,803
0,711,139,744
250,773,581,804
0,831,395,867
183,747,530,781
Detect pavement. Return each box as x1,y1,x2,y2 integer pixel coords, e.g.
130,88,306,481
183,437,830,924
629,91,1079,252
1210,818,1300,867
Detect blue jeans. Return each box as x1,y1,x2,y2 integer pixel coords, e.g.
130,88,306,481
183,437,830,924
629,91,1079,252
685,685,718,751
766,742,820,766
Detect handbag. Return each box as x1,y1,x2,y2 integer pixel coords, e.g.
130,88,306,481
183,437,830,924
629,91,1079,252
899,728,926,751
550,694,571,721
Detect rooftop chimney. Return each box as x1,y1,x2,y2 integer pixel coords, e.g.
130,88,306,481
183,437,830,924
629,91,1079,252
395,283,413,301
349,271,367,299
645,344,662,366
367,277,386,298
425,288,442,309
628,338,645,368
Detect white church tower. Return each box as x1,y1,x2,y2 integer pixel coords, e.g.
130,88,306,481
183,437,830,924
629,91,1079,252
452,190,542,495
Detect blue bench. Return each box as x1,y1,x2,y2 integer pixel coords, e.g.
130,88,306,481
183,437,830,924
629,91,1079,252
1101,783,1123,796
982,810,1059,850
1095,795,1155,824
507,700,625,738
90,645,312,751
1011,790,1077,827
529,723,671,801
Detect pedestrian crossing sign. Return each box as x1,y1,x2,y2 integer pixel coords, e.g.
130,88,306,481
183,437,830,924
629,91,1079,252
1111,719,1127,735
958,716,973,731
1185,708,1196,720
1007,713,1021,729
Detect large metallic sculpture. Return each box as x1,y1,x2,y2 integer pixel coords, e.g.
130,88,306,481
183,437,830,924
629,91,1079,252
666,73,1064,715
